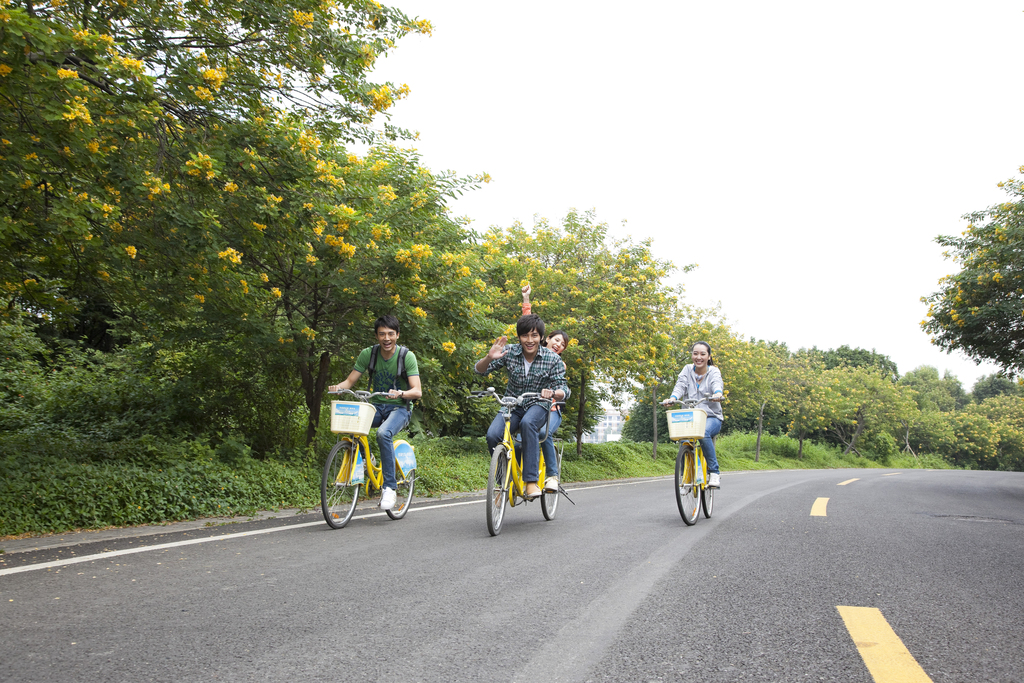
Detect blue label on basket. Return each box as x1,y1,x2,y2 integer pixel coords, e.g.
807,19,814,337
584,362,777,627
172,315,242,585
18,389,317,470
335,404,361,417
393,440,416,476
670,411,695,424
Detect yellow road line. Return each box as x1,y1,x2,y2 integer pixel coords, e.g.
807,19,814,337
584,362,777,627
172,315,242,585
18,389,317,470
810,497,829,516
838,478,859,486
837,606,933,682
883,472,902,476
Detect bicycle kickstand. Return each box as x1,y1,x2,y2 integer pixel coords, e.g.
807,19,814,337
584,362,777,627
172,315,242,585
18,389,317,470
558,486,576,505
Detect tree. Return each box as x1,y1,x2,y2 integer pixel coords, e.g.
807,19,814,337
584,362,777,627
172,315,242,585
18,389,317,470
923,171,1024,374
721,339,787,461
900,366,969,412
1,0,496,447
819,345,900,382
481,210,682,454
776,354,834,458
971,373,1021,403
1,0,429,327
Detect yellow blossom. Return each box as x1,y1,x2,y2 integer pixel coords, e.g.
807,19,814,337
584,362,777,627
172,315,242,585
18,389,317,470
201,67,227,91
223,181,238,192
218,247,242,264
306,254,318,265
442,341,456,355
260,273,269,283
412,307,426,318
271,287,282,298
0,64,12,77
125,245,137,259
194,294,205,303
56,67,78,79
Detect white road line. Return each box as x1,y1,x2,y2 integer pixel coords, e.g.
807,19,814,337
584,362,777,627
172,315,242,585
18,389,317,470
1,480,667,577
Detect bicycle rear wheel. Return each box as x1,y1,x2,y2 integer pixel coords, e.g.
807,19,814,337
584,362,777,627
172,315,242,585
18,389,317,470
701,485,714,518
541,442,562,521
675,442,699,525
487,444,511,536
386,468,415,520
321,439,361,529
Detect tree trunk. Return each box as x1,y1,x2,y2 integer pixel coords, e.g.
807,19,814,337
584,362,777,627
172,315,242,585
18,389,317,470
299,348,332,446
797,431,805,459
575,366,587,458
652,385,658,460
900,420,916,457
843,407,866,455
754,399,766,462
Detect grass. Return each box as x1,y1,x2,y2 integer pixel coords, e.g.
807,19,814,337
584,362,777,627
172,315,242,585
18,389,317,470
0,431,955,538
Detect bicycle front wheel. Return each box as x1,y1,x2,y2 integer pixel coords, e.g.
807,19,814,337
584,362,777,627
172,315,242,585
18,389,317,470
386,468,415,521
675,443,699,525
321,439,361,529
541,443,562,521
487,444,511,536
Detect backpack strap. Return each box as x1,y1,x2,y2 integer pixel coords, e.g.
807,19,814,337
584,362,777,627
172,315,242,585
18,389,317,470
366,344,381,388
367,344,413,408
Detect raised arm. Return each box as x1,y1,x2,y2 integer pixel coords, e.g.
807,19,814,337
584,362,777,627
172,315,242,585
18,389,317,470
474,335,509,374
521,284,532,315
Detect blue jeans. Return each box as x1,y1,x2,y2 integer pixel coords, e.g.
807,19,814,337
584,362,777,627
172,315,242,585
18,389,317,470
700,416,722,474
372,403,411,491
542,409,561,479
486,403,549,483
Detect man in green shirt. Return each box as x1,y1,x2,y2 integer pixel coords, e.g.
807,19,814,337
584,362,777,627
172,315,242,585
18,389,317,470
328,315,422,511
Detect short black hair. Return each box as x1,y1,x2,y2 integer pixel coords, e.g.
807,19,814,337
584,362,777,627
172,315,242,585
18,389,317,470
374,314,401,334
516,314,545,339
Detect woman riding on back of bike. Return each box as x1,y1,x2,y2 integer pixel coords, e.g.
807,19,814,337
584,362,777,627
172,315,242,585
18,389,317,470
521,284,569,495
660,341,724,488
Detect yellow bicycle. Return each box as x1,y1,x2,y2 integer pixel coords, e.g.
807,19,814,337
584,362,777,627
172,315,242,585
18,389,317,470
471,388,565,536
320,390,416,529
665,397,714,525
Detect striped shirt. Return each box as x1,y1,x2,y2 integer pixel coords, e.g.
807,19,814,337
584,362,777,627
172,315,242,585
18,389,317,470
477,344,570,409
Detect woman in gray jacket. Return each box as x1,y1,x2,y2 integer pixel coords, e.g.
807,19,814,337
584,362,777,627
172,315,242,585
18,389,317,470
661,341,724,488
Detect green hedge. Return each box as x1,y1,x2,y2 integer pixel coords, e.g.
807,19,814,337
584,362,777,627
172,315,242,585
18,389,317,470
0,432,953,538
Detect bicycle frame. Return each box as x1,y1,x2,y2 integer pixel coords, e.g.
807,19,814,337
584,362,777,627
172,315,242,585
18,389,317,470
496,403,549,507
335,434,412,496
678,437,707,488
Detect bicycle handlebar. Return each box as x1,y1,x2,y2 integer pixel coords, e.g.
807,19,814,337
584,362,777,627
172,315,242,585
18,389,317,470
469,387,560,408
328,389,392,401
662,395,724,409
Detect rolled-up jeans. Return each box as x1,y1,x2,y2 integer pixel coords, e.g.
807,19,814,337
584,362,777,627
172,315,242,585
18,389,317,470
541,409,562,479
372,403,411,491
700,416,722,474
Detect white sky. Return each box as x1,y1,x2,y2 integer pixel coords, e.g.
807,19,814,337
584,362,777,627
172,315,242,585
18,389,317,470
368,0,1020,391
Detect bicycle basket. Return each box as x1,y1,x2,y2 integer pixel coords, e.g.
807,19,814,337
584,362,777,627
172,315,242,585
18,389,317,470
666,408,707,441
330,401,376,435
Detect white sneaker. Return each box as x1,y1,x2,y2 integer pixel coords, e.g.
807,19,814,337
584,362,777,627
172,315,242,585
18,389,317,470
380,487,397,510
708,473,721,489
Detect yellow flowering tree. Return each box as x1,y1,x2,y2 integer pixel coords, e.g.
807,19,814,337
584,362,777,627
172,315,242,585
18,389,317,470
923,169,1024,374
477,210,682,454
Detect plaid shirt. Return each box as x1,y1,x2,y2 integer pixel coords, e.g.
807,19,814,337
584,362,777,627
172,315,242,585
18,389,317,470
477,344,570,409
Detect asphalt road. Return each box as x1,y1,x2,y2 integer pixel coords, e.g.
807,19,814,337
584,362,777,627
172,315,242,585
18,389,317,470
1,468,1023,682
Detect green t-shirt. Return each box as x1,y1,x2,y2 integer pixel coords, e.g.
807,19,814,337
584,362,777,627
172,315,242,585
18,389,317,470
353,346,419,405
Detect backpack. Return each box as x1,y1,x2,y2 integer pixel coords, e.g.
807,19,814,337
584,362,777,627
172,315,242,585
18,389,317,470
366,344,412,407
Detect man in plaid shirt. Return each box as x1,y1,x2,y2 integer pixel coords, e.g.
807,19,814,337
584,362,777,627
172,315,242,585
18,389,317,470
474,314,570,499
